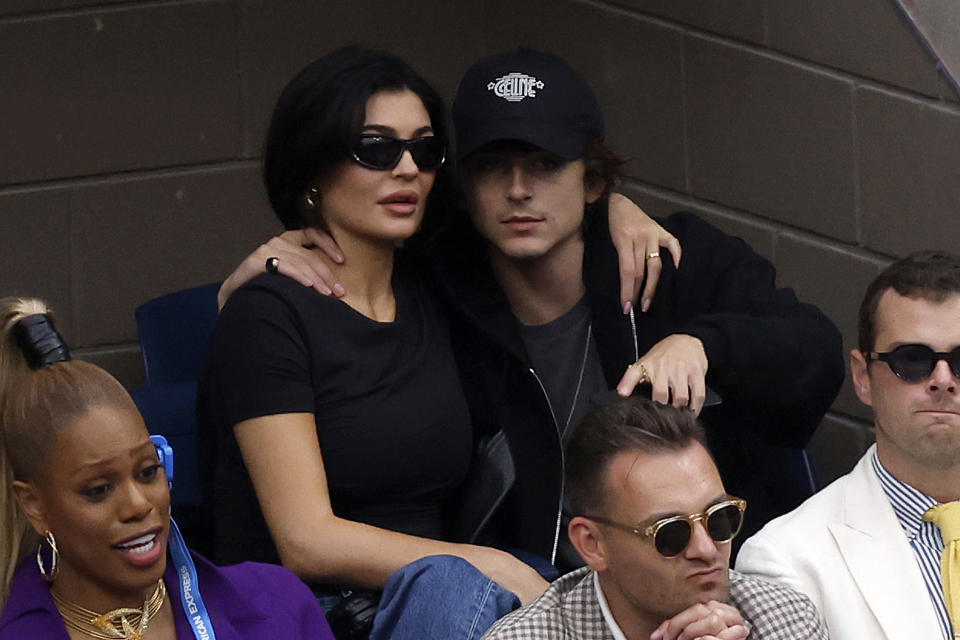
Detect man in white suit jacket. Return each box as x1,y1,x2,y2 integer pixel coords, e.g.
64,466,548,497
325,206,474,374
737,251,960,640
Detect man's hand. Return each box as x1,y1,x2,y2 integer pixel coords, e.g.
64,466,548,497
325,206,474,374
608,192,682,314
617,334,707,415
650,601,749,640
217,228,345,310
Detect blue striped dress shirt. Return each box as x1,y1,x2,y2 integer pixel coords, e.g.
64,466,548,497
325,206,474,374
873,450,953,640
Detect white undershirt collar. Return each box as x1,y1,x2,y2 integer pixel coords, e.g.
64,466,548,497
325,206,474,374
594,570,629,640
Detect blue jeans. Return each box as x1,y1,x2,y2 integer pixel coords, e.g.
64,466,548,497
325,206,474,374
370,555,520,640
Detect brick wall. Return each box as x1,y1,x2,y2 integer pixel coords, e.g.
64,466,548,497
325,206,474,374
2,0,958,483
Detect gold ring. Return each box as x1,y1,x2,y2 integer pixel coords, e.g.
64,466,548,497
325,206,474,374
637,362,650,385
646,251,660,260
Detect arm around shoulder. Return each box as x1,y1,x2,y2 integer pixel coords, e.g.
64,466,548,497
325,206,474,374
217,228,346,310
663,212,844,442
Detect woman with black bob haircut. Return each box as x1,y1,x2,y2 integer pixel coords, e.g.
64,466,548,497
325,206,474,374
198,46,546,639
0,297,334,639
263,44,452,235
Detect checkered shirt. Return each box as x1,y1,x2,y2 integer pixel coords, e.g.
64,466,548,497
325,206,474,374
480,567,827,640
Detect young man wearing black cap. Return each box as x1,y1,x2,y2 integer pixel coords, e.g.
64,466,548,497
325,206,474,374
434,47,842,569
217,47,844,571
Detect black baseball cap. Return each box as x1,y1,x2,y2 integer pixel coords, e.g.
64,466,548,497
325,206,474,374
452,47,604,161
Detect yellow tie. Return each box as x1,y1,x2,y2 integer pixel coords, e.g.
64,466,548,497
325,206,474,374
924,501,960,639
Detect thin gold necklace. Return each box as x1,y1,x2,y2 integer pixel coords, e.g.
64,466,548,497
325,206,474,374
52,579,166,640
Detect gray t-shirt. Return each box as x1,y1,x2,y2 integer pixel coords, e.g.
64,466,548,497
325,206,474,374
520,297,610,570
519,296,606,443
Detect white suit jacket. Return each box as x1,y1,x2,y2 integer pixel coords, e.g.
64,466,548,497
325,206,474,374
736,445,942,640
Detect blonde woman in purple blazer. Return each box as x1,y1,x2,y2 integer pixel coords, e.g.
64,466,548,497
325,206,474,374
0,296,334,640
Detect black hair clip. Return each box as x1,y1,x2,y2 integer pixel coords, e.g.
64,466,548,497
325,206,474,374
13,314,71,369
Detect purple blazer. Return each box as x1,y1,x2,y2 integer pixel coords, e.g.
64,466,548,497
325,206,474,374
0,550,334,639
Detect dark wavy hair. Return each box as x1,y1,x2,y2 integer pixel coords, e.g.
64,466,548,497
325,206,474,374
582,138,625,198
263,45,453,234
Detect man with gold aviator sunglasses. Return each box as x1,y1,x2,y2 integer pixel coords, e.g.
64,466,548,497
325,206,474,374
482,397,826,640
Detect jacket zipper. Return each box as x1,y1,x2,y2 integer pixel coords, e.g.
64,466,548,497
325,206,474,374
527,310,639,566
528,367,565,566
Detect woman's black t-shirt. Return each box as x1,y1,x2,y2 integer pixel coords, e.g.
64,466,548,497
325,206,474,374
198,266,473,566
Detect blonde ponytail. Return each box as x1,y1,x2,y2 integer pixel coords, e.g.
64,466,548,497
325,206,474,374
0,297,136,611
0,297,51,609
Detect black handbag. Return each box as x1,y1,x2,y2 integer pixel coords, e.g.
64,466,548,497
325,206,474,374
325,590,381,640
447,429,516,543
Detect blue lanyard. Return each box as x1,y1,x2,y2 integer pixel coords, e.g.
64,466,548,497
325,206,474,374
169,518,217,640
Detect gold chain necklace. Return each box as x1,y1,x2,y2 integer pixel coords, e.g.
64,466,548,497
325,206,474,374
52,579,166,640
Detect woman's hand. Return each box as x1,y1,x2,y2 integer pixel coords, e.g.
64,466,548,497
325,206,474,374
608,193,682,314
458,546,549,605
217,228,346,309
617,334,708,416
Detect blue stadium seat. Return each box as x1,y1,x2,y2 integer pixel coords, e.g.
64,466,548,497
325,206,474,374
130,381,201,507
135,283,220,385
130,283,219,554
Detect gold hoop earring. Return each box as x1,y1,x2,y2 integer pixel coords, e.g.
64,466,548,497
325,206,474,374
37,530,59,581
305,187,319,208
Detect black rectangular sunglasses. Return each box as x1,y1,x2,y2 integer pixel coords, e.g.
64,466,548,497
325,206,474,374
867,344,960,382
352,135,446,171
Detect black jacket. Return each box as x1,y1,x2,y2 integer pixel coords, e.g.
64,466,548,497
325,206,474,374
432,207,845,561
